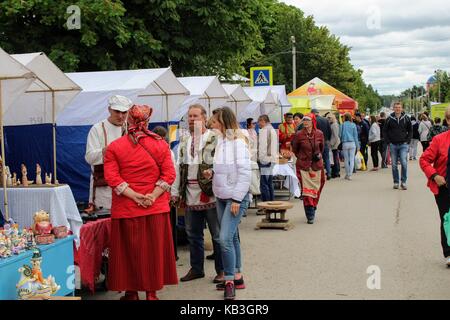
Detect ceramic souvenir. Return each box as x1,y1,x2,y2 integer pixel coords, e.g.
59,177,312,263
35,164,43,185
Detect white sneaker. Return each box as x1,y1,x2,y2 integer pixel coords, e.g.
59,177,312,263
446,258,450,266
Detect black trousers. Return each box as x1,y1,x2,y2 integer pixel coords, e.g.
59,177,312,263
421,141,430,152
370,141,381,168
361,141,369,167
435,186,450,258
380,140,388,167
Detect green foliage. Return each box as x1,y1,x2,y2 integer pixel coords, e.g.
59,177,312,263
0,0,381,108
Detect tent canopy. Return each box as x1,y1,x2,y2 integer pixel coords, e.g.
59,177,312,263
242,86,281,123
0,48,36,116
289,77,358,111
58,68,189,125
175,76,229,120
222,84,252,121
4,52,81,126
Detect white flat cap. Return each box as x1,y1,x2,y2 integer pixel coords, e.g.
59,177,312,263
108,95,133,112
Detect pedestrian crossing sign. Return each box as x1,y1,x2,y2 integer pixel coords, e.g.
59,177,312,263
250,66,273,87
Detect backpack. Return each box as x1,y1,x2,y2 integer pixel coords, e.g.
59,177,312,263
427,125,444,142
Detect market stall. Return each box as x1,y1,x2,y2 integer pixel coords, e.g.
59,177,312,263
56,68,189,202
243,86,280,124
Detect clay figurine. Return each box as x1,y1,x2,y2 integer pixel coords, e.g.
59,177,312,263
32,210,53,235
12,173,17,186
6,166,12,187
45,173,52,185
16,248,60,300
36,164,43,185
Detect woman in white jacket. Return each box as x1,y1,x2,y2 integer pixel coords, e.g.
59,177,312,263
204,107,251,300
418,114,432,151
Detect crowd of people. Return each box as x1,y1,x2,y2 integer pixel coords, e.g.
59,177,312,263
83,94,450,300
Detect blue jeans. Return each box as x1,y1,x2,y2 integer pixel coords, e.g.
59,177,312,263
390,143,409,184
259,163,274,201
216,194,250,281
322,144,331,178
342,142,356,177
185,208,223,275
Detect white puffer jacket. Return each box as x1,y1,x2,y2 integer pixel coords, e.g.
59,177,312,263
213,136,251,202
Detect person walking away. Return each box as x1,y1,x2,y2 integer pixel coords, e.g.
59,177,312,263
428,117,447,142
383,102,413,190
409,116,420,160
204,107,252,300
257,115,278,212
292,114,326,224
104,104,177,300
311,108,332,180
418,114,432,152
171,104,224,284
368,115,381,171
419,106,450,266
355,112,370,170
339,113,360,180
327,113,341,178
378,112,388,168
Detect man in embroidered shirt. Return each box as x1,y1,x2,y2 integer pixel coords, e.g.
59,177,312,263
171,104,223,283
85,95,132,211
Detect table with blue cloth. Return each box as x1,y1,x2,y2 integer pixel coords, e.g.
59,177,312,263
0,185,82,244
0,236,75,300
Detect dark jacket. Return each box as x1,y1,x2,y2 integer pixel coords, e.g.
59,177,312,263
357,120,370,143
383,112,412,145
316,115,332,142
378,118,386,140
412,121,420,140
292,128,325,172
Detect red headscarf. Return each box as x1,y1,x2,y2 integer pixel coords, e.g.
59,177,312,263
307,112,317,130
127,104,154,144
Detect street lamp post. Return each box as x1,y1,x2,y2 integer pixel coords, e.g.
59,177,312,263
291,35,296,91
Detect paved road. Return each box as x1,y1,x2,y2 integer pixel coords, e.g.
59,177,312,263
84,158,450,300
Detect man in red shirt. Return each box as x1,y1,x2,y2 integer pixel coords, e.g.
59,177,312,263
279,113,296,151
420,106,450,266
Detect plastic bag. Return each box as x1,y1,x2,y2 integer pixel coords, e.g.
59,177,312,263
444,211,450,246
355,151,363,170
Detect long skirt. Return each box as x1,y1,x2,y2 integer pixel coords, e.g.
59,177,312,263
297,168,326,208
108,213,178,292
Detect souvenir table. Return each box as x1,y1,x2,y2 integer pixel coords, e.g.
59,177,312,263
272,162,301,198
74,218,111,293
0,235,75,300
0,185,82,243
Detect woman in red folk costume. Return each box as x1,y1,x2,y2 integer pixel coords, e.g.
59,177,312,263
292,113,326,225
104,104,177,300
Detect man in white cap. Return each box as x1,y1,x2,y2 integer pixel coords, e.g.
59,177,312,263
85,95,133,212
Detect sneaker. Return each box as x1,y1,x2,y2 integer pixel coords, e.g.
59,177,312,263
400,183,407,190
224,282,236,300
216,277,245,290
393,184,399,189
345,176,352,181
307,219,314,224
446,257,450,267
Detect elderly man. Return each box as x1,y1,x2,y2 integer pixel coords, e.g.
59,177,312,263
85,95,133,212
420,106,450,266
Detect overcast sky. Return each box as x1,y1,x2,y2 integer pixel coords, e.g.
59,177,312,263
280,0,450,95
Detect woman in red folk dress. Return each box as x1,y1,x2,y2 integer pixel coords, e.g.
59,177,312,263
104,104,177,300
292,114,326,225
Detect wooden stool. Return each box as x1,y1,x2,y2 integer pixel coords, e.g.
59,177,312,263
255,201,294,231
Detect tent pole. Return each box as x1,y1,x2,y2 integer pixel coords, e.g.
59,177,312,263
52,90,57,184
0,81,9,221
166,94,169,123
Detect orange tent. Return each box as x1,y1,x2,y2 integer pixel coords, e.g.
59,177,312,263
289,77,358,115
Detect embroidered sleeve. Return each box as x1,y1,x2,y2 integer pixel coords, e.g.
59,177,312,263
114,182,129,195
156,179,172,192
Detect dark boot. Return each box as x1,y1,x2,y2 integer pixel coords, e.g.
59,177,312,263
305,206,315,224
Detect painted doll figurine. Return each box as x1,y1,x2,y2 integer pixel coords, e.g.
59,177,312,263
32,210,53,235
21,164,29,187
36,164,43,185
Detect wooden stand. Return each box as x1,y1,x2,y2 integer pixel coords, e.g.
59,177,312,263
255,201,294,231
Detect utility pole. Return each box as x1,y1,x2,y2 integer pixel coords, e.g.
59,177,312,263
291,35,296,91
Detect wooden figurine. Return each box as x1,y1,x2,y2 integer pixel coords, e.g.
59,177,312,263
36,164,43,185
45,173,52,185
12,173,17,186
6,166,12,187
21,164,29,187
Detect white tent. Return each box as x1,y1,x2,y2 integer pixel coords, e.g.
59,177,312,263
0,47,36,220
7,52,82,182
242,86,280,122
176,76,229,119
60,68,189,125
222,84,252,122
